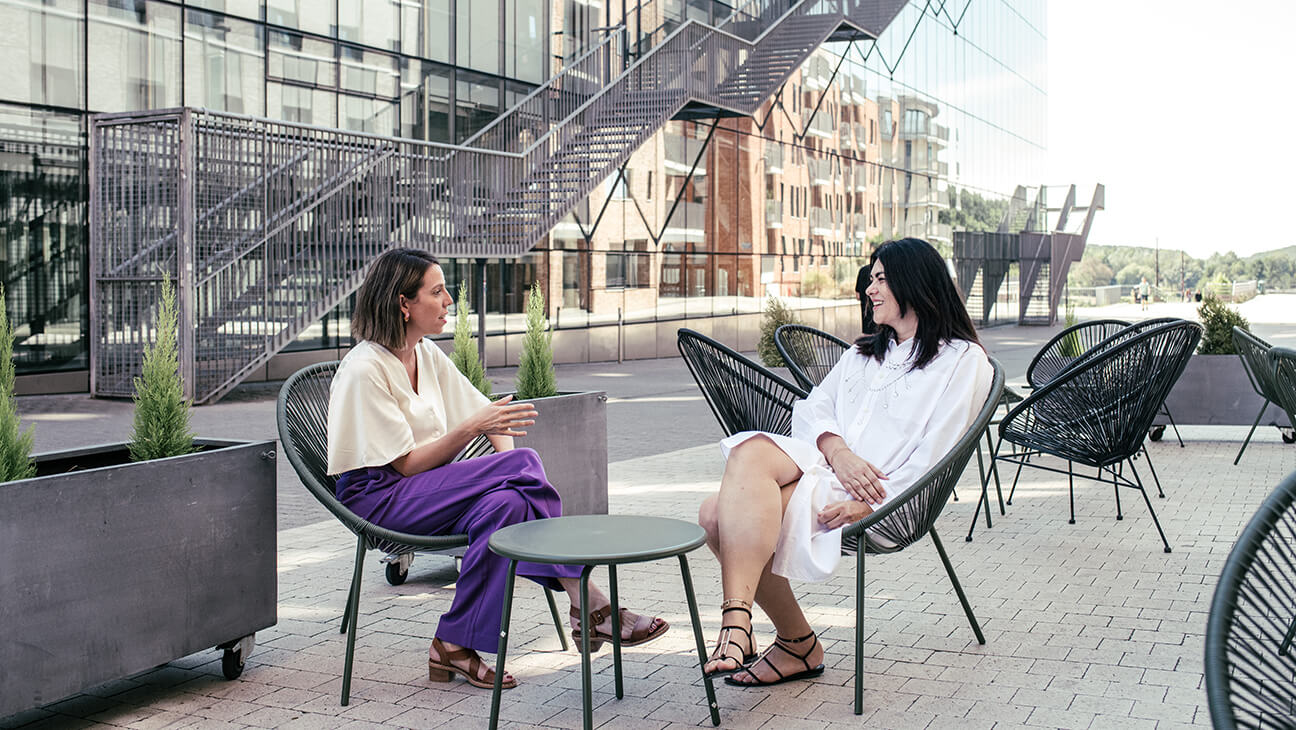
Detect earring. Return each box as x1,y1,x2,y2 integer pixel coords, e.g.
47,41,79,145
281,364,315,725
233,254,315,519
404,312,410,322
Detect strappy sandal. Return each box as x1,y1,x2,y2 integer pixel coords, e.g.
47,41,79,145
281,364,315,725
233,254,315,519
427,638,517,690
724,630,825,687
569,605,670,651
705,598,758,678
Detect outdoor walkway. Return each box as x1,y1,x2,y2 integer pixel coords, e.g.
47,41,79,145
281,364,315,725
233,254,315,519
5,316,1296,729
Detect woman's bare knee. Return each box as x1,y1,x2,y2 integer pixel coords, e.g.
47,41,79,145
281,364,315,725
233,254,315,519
725,436,801,486
698,495,719,537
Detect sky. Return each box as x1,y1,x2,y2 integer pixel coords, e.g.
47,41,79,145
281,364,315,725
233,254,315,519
1046,1,1296,259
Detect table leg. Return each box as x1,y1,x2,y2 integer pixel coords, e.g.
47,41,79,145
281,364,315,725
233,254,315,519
609,564,623,699
489,559,519,730
579,565,595,730
677,554,720,727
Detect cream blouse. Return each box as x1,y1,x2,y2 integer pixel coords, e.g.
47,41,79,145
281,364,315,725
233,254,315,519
326,339,490,475
720,337,992,582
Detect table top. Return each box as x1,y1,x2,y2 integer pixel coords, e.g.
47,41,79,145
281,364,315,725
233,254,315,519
488,515,707,565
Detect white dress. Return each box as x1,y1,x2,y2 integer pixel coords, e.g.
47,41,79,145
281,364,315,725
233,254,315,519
720,337,993,582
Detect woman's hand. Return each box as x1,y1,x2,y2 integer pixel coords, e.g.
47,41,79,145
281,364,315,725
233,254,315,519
472,395,537,438
818,500,873,529
827,447,888,505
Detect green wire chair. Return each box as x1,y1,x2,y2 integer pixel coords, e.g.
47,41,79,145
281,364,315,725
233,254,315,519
276,361,567,705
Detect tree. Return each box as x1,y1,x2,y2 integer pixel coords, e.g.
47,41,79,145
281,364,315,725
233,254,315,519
1068,258,1114,288
450,285,491,397
757,296,800,367
129,273,196,461
0,285,35,481
1115,263,1155,286
515,286,557,399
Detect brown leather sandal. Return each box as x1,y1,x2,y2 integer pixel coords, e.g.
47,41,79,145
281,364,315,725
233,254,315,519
705,598,758,678
428,638,517,690
569,606,670,651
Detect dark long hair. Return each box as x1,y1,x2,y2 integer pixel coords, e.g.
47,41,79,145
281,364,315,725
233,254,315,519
856,237,979,370
352,248,440,351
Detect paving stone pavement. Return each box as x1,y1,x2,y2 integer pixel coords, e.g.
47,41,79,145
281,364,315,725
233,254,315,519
6,322,1296,729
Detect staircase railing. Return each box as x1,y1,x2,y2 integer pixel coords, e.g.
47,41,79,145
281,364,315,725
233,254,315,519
91,0,911,403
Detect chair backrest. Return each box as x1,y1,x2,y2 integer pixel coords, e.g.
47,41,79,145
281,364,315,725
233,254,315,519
276,361,493,548
844,358,1005,553
1044,317,1186,389
774,324,851,391
1026,319,1129,388
1002,320,1202,466
1233,327,1279,402
1205,468,1296,730
677,328,808,438
1270,347,1296,430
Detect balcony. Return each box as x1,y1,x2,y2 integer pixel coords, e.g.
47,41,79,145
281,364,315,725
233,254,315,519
801,108,836,140
808,157,834,186
664,133,708,175
763,144,783,174
810,206,841,237
764,199,783,228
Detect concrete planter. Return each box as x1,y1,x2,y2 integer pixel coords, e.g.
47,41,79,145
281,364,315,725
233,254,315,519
0,439,278,719
1161,354,1291,429
512,391,609,516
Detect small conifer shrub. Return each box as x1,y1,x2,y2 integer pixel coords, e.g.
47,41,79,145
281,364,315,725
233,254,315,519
1197,294,1250,355
757,296,800,368
450,285,492,398
129,273,196,461
0,285,36,481
515,286,557,400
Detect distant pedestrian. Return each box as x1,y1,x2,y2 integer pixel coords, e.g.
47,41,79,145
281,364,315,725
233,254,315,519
1138,277,1150,311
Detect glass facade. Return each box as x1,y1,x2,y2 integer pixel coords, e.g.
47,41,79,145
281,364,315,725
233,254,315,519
2,0,1045,377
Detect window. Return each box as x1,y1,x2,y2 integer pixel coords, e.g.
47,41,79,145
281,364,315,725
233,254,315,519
611,169,630,199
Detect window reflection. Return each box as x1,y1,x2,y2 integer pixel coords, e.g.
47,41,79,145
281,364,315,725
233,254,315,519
0,0,85,108
184,9,264,115
88,0,181,113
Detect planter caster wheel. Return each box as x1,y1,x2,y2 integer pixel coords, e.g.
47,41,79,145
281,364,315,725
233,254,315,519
1149,425,1166,442
383,553,413,585
1283,428,1296,445
218,634,255,680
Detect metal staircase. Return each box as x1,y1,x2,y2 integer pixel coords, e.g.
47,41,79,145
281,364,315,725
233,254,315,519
90,0,911,403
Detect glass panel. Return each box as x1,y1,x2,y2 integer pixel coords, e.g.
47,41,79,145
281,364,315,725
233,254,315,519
184,9,265,115
265,0,334,37
455,71,499,143
338,0,399,51
504,0,543,84
0,0,85,108
185,0,260,21
268,30,336,87
340,94,397,135
267,81,336,126
88,0,182,113
400,60,451,142
403,0,449,63
0,104,85,374
339,45,398,97
457,0,500,74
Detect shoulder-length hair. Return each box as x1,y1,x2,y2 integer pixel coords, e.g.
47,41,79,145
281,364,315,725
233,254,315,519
352,248,440,351
855,237,979,370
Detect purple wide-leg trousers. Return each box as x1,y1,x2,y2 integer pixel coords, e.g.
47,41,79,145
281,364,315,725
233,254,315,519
336,448,580,653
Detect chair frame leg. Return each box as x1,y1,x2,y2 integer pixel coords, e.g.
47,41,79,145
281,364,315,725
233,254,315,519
1140,444,1166,499
341,535,366,706
1234,399,1271,465
854,547,866,715
967,437,1003,542
1067,462,1076,524
1162,405,1185,448
930,528,985,644
1113,466,1124,521
1126,458,1172,553
544,587,569,651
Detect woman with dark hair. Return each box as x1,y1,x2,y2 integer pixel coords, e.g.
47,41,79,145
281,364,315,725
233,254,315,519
698,237,993,686
327,248,667,691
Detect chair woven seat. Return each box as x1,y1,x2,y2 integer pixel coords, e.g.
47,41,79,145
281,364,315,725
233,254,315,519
678,327,1003,715
276,361,565,705
1205,468,1296,729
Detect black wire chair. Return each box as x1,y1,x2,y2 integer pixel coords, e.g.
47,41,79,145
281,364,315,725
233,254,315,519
1232,328,1289,465
677,328,1004,715
276,361,567,705
1025,319,1131,388
1271,347,1296,438
974,320,1202,553
773,324,850,392
1205,468,1296,729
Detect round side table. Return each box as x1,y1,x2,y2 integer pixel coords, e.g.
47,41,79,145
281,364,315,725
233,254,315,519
487,514,720,730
